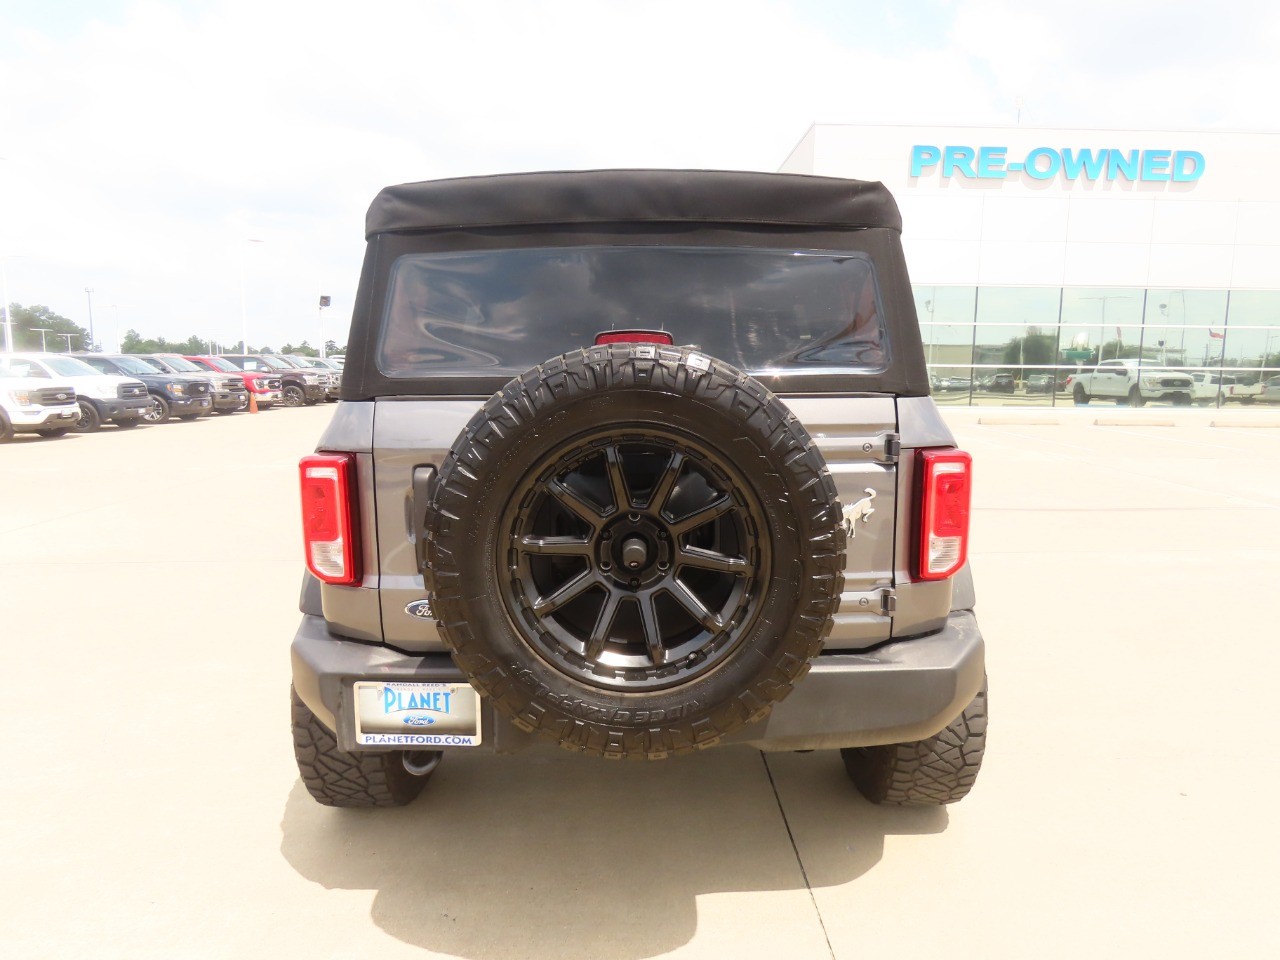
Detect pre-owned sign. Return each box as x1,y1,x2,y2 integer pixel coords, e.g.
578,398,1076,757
910,145,1205,183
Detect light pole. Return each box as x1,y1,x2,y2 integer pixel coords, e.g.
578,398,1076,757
1,254,17,353
317,295,331,358
84,288,95,351
110,304,120,353
1082,294,1133,362
57,333,74,352
31,326,51,351
0,156,11,352
239,238,265,353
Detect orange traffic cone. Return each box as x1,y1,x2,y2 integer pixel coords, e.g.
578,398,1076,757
248,391,259,414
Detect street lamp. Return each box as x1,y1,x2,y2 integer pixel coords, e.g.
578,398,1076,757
84,288,96,351
57,333,74,352
318,295,331,358
239,238,265,353
1081,294,1133,362
30,326,51,351
1,253,20,353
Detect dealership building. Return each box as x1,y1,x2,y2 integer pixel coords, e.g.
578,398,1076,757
779,125,1280,405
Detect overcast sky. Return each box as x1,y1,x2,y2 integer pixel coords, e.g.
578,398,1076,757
1,0,1277,352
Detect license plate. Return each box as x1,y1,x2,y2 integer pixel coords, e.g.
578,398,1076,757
353,681,482,746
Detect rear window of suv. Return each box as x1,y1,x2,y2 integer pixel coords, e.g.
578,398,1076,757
376,246,888,380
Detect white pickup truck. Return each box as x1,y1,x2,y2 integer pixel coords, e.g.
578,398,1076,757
1065,359,1194,407
0,376,81,440
1189,372,1262,406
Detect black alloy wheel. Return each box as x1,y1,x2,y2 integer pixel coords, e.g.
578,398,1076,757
502,432,767,692
73,400,102,433
283,384,305,407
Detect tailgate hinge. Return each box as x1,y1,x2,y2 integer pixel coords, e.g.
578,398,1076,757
880,589,897,615
879,433,901,464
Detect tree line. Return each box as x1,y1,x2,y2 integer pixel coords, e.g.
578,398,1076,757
3,303,340,356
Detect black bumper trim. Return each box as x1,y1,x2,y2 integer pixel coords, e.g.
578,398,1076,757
290,611,985,753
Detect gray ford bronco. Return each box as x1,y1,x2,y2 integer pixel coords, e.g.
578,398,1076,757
290,169,986,808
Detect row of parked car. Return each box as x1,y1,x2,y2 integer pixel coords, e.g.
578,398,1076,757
0,351,345,441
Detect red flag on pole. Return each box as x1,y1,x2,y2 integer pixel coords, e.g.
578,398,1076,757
1209,330,1224,340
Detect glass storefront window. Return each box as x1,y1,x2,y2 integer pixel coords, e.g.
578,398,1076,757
914,286,976,368
914,284,1280,406
1060,288,1145,364
1140,290,1228,369
1225,291,1280,381
973,287,1061,381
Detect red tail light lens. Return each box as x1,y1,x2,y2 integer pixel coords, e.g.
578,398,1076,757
594,330,674,346
299,453,361,585
916,449,972,581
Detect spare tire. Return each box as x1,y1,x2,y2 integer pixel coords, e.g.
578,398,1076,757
425,344,845,759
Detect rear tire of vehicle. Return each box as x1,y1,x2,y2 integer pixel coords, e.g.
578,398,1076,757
426,344,846,760
1072,384,1089,405
290,687,439,808
1241,396,1255,405
115,418,141,428
144,395,171,423
1172,394,1192,407
0,413,14,442
841,679,988,806
72,401,102,433
177,413,200,421
283,385,305,407
37,427,71,437
1128,387,1146,408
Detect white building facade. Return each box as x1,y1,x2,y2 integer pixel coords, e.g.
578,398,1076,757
780,124,1280,405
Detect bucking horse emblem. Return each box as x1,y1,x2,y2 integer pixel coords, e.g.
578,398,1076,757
841,488,876,538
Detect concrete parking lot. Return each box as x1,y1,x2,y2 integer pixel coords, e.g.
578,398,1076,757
2,405,1278,959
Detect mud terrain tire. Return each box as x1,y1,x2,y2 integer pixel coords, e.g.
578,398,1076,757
291,688,439,807
425,344,846,759
841,679,988,805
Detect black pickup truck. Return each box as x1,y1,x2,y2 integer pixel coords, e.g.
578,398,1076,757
74,354,214,422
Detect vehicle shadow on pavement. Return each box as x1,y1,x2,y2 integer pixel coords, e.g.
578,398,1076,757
279,746,946,959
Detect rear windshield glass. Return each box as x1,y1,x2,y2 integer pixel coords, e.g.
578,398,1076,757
377,246,888,380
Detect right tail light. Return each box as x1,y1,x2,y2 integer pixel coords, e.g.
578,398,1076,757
299,453,361,585
915,449,972,581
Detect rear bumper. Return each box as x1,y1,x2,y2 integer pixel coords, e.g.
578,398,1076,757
290,611,985,754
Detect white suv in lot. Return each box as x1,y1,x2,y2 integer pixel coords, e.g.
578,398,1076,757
0,354,152,432
0,376,80,440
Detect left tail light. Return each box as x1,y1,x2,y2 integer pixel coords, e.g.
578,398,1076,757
915,449,972,581
299,453,361,585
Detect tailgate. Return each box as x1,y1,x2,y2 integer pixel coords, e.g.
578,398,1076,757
783,396,898,649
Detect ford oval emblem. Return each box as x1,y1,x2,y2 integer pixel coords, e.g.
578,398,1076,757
405,599,434,620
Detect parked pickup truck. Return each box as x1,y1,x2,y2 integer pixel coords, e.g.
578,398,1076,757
143,354,249,413
1189,372,1261,406
0,353,151,432
0,377,80,440
75,353,214,423
1065,359,1194,407
184,355,284,408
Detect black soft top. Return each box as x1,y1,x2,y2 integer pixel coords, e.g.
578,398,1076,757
365,169,902,238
